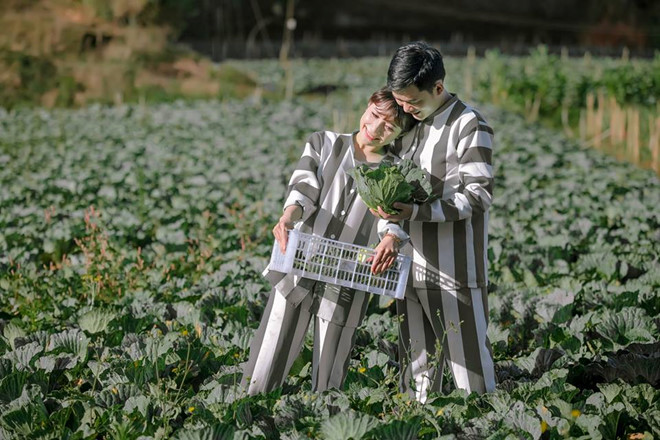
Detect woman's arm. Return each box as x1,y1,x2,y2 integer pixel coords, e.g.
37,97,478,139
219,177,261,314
282,132,324,223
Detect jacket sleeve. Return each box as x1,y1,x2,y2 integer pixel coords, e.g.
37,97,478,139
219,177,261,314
377,219,410,245
283,132,324,223
410,114,494,223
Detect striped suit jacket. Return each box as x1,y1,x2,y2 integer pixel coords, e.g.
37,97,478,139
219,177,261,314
391,94,494,291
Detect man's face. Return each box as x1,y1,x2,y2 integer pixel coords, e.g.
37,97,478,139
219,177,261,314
356,102,402,147
392,82,443,121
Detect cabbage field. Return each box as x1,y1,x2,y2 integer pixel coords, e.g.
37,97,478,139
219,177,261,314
0,57,659,439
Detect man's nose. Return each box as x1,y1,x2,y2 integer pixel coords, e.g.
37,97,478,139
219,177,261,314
403,103,414,113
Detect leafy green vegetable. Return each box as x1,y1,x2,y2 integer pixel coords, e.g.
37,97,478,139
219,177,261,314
0,56,658,439
348,159,433,214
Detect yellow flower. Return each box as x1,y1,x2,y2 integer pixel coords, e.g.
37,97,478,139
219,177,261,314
358,367,366,373
188,406,195,413
571,409,581,418
111,387,118,394
541,421,548,433
181,329,189,336
436,409,444,416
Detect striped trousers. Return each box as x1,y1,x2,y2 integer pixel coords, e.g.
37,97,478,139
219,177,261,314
242,283,369,394
397,286,496,402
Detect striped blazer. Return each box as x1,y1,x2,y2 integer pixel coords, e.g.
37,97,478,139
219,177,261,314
391,94,494,290
264,130,405,306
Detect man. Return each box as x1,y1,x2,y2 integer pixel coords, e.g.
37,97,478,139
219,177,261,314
374,41,496,402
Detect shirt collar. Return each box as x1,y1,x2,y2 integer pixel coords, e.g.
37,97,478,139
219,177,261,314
422,93,458,125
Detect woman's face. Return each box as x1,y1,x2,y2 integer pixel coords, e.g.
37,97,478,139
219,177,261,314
356,102,402,148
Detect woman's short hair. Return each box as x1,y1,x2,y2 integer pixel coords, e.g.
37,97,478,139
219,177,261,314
368,87,416,135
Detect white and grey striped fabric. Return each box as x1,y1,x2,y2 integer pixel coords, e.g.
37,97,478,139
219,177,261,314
397,286,496,401
390,94,496,399
242,284,369,394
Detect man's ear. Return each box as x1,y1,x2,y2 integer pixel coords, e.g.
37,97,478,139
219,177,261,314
434,80,444,96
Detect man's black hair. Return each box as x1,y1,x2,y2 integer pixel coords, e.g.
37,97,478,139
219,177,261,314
387,41,445,93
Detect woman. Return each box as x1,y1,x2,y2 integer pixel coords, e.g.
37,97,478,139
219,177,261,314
242,87,415,394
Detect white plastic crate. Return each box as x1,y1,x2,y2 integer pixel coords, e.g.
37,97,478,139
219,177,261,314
268,229,411,299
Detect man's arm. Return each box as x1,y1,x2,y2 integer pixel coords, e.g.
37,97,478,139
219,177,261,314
375,114,493,223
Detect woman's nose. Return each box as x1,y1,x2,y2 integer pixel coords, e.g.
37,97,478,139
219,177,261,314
372,119,386,134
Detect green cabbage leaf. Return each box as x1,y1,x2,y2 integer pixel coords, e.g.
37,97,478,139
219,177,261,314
348,159,434,214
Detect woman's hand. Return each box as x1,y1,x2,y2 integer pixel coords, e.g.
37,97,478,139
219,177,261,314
272,218,294,254
369,234,400,274
273,205,303,253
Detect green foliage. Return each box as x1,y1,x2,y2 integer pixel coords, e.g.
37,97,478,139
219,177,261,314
79,308,117,334
365,418,421,440
175,424,234,440
0,50,57,107
349,158,433,214
320,411,378,440
0,57,658,438
474,48,659,111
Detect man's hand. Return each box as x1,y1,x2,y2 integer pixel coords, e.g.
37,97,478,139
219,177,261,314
369,202,414,222
369,234,400,275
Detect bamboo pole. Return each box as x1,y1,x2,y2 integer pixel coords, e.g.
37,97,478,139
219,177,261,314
279,0,295,63
530,92,541,123
621,47,630,62
561,100,573,138
579,109,586,141
626,107,640,164
279,0,296,100
633,108,640,165
594,91,605,150
609,97,625,146
586,92,595,142
651,116,660,174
